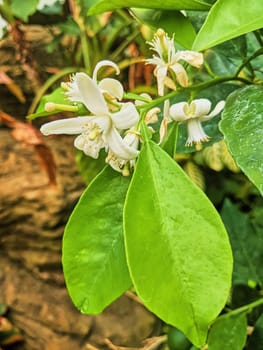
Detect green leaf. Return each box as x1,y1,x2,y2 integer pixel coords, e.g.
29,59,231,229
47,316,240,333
192,0,263,51
131,9,196,49
27,87,87,120
88,0,211,16
124,141,233,347
62,166,131,314
207,312,247,350
75,149,106,185
11,0,38,22
221,200,263,288
161,122,178,158
220,85,263,195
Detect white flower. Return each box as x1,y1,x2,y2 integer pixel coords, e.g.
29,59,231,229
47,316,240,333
169,99,225,146
146,29,203,96
40,61,139,160
106,129,140,176
135,93,160,125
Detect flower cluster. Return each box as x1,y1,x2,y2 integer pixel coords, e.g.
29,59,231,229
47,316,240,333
40,60,141,175
40,29,226,175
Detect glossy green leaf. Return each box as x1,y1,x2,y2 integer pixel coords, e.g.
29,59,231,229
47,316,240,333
124,141,233,347
11,0,38,22
220,85,263,195
62,166,131,314
221,200,263,288
207,312,247,350
131,9,196,49
88,0,211,16
192,0,263,51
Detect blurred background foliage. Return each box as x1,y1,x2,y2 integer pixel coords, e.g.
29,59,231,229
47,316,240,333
0,1,262,349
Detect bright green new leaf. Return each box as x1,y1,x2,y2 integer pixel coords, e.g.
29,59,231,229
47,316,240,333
88,0,211,16
11,0,38,22
220,85,263,195
192,0,263,51
27,87,87,120
62,166,131,314
124,141,233,347
207,312,247,350
221,200,263,288
130,9,196,49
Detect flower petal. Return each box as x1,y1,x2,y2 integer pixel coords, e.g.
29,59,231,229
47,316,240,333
92,60,120,81
186,119,209,146
98,78,124,100
200,100,225,121
73,73,109,115
169,102,188,122
155,65,168,96
190,98,212,118
110,102,139,130
40,116,92,135
105,127,139,160
170,63,188,87
174,50,203,67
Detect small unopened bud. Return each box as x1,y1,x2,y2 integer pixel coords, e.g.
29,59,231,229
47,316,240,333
44,102,79,113
45,102,56,112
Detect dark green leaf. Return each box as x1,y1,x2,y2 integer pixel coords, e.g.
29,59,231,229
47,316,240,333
88,0,211,16
192,0,263,51
221,200,263,288
124,141,233,347
75,149,106,185
220,85,263,195
131,9,196,49
207,312,247,350
62,166,131,313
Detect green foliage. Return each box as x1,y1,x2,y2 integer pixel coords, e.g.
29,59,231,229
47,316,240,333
221,200,263,288
62,166,131,313
167,327,192,350
130,8,196,49
10,0,38,21
88,0,211,16
220,85,263,195
192,0,263,51
207,312,247,350
124,141,233,347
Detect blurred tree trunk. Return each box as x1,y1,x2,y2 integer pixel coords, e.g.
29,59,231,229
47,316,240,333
0,130,157,350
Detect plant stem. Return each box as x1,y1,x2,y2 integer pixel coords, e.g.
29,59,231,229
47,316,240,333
235,46,263,76
226,297,263,317
136,75,252,113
